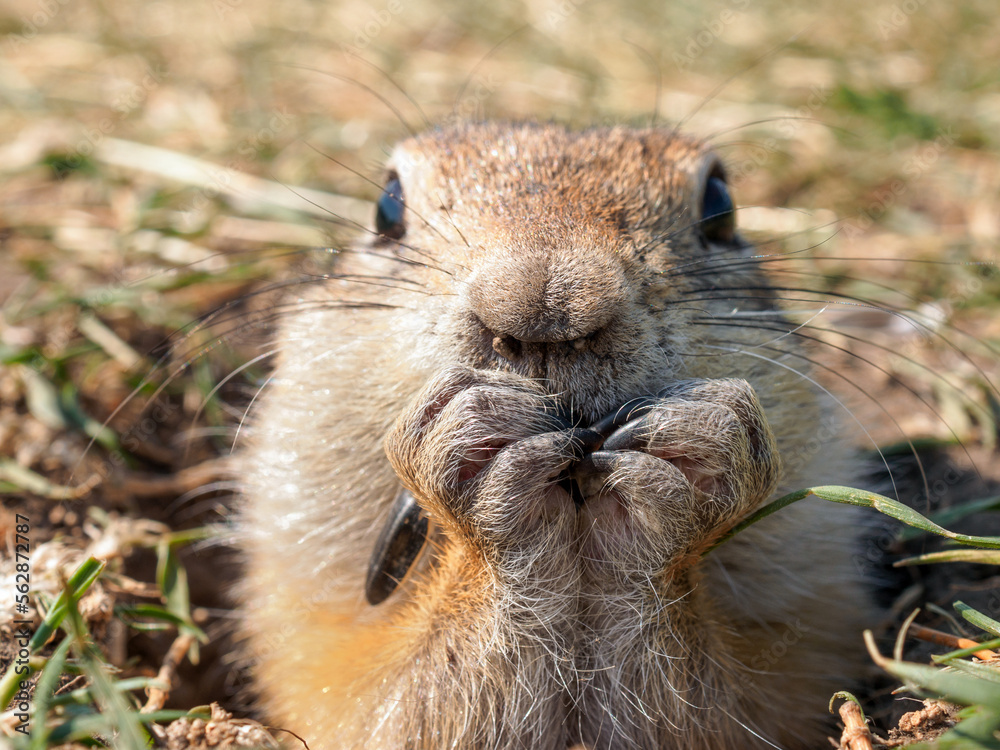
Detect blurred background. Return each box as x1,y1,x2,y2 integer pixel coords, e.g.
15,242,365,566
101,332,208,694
1,0,999,731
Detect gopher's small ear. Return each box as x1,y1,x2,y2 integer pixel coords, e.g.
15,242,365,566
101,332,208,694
365,488,428,605
375,172,406,240
696,157,735,245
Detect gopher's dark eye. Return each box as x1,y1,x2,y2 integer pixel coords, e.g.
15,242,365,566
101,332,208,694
376,175,405,240
700,174,735,244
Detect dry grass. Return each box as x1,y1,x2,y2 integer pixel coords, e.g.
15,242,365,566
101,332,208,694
1,0,999,746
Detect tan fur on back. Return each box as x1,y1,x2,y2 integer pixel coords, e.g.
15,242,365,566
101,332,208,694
239,122,874,749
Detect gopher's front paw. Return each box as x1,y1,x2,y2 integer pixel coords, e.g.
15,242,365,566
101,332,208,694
575,378,779,577
384,367,591,563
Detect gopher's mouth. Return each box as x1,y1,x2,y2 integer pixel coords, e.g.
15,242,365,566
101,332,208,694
551,396,658,506
365,393,719,606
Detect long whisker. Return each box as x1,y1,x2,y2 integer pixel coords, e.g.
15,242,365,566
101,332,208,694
669,28,811,138
675,250,996,288
637,207,842,268
183,350,279,463
72,283,410,480
696,317,984,486
702,116,855,144
231,349,281,455
300,141,461,252
168,297,405,362
679,287,1000,393
165,481,241,518
718,263,999,355
622,40,662,127
150,269,415,356
453,25,529,110
692,341,903,499
164,287,418,367
340,50,432,130
274,63,417,136
268,178,375,237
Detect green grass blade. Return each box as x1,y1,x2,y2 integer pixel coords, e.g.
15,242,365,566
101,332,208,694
896,550,1000,566
157,542,190,624
44,709,201,744
811,486,1000,548
156,540,206,660
163,526,216,546
115,604,208,641
47,677,169,707
705,489,812,552
57,382,120,452
866,631,1000,711
28,636,73,749
896,495,1000,543
62,581,150,750
0,557,105,711
709,486,1000,555
956,602,1000,638
939,660,1000,685
932,637,1000,663
0,459,88,501
829,690,863,708
30,557,106,651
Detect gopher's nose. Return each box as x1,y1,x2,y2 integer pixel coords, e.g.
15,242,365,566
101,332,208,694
467,246,627,346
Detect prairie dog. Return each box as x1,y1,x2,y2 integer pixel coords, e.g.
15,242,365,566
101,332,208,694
239,122,873,749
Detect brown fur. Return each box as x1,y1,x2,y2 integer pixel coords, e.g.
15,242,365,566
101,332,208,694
239,122,874,749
